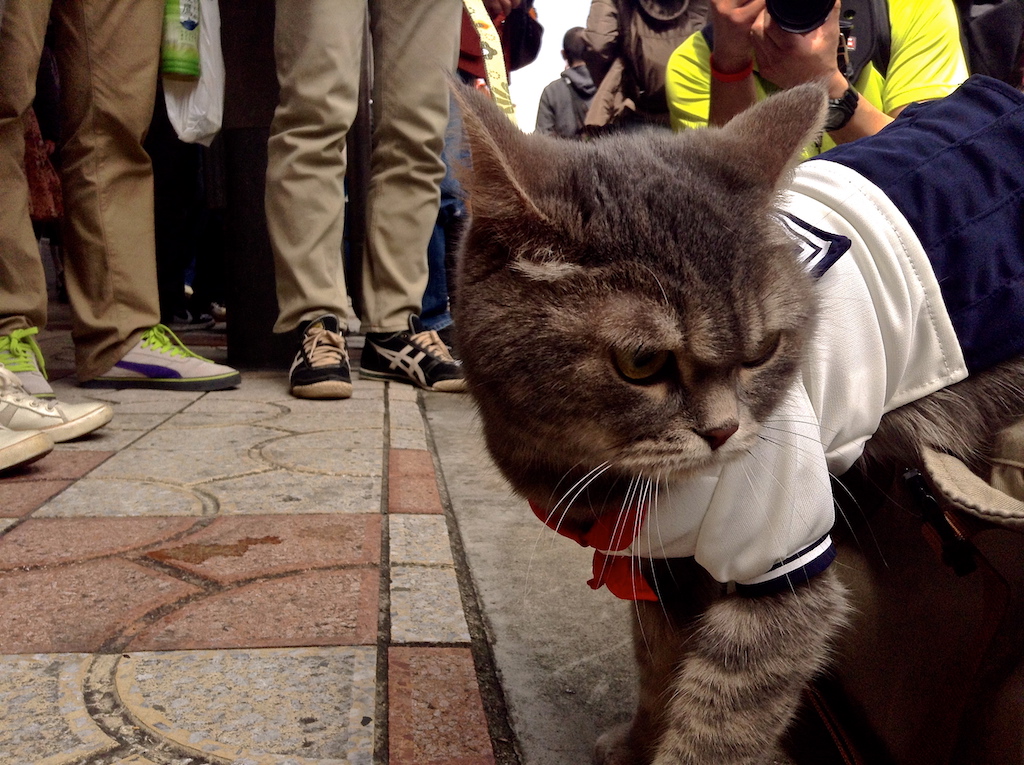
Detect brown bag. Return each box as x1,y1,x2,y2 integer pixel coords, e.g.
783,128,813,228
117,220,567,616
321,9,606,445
786,421,1024,765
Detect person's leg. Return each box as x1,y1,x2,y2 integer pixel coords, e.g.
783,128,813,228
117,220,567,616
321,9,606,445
419,198,457,333
147,83,205,326
0,2,53,394
356,0,466,393
266,0,365,399
266,0,365,334
49,0,164,380
360,0,461,334
49,0,237,391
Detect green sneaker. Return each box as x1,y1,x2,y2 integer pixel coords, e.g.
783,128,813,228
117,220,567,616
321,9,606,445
0,327,52,398
81,325,241,391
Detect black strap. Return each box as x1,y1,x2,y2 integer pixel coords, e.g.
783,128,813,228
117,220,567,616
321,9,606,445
840,0,891,81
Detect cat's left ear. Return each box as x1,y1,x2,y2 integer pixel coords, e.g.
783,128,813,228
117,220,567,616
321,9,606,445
714,83,828,192
451,83,556,227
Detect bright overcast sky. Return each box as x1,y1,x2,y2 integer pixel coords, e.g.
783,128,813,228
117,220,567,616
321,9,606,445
508,0,592,132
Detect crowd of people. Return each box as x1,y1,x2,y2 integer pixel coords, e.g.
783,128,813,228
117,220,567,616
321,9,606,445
2,0,1023,472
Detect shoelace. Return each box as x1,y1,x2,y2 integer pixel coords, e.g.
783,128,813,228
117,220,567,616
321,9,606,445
411,330,455,362
141,324,211,360
0,365,58,414
304,325,347,368
0,327,48,377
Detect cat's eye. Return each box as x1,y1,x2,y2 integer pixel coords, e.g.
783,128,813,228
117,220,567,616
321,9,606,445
613,348,671,383
743,332,782,368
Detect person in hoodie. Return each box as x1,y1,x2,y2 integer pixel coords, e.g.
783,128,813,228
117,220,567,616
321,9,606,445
535,27,597,138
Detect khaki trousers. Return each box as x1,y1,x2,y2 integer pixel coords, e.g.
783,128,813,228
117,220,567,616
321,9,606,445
0,0,162,380
266,0,461,335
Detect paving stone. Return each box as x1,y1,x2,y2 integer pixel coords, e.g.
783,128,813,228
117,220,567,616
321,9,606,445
389,400,425,433
205,371,288,400
272,391,385,415
389,647,495,765
261,408,385,434
390,427,429,451
203,470,381,515
35,478,215,517
0,653,118,764
257,430,384,477
160,406,284,429
52,387,202,413
0,516,198,569
390,516,454,565
101,412,173,430
129,569,379,650
389,449,436,478
0,479,72,517
129,423,284,452
389,450,443,515
109,755,159,764
0,558,201,654
144,514,381,584
387,385,419,402
0,449,113,482
88,448,271,485
115,647,375,765
390,565,470,644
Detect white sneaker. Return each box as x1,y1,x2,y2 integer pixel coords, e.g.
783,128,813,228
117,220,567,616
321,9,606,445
0,425,53,473
0,364,113,443
80,325,241,391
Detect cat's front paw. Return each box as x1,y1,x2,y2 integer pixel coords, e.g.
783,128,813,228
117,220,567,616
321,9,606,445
594,722,650,765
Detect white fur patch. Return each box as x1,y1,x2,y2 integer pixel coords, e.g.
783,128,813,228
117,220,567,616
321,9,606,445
511,257,582,282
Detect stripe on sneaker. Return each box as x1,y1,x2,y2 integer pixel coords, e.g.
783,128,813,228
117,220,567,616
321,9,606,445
114,361,183,379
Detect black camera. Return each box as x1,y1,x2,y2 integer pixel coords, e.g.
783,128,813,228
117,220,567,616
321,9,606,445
764,0,834,33
765,0,854,79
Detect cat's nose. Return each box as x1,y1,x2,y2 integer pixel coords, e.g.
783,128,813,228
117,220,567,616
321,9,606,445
698,423,738,451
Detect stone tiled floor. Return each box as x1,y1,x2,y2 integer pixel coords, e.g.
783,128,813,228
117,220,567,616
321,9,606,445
0,325,499,765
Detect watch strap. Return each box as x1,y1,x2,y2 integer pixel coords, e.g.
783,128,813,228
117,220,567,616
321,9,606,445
824,85,859,132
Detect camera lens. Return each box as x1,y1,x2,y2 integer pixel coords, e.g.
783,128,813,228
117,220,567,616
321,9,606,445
764,0,834,33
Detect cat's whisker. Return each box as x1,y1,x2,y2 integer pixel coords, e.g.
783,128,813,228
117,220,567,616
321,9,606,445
521,462,613,607
830,476,889,568
594,474,641,586
547,461,614,530
631,476,661,660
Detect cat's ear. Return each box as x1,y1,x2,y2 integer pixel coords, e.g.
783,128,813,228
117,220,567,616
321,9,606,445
451,83,554,226
715,83,828,191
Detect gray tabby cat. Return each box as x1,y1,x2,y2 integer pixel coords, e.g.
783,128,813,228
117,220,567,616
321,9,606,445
451,83,1024,764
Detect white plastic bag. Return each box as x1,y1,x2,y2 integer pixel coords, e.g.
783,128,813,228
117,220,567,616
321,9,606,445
162,0,224,146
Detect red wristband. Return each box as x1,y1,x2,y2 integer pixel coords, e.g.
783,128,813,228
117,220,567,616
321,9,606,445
710,55,754,83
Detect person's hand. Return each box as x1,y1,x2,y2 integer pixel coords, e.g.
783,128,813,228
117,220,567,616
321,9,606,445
709,0,766,73
483,0,522,19
752,1,847,95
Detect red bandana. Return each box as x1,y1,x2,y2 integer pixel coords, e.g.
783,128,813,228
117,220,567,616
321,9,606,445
529,500,658,601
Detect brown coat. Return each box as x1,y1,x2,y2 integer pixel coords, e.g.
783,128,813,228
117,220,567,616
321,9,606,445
582,0,708,129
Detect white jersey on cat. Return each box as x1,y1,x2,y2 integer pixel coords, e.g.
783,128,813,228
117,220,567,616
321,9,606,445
624,159,969,594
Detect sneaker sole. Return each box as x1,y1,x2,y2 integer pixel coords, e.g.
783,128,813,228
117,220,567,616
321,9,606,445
80,371,242,392
0,431,54,473
40,404,114,443
290,379,354,400
358,367,467,393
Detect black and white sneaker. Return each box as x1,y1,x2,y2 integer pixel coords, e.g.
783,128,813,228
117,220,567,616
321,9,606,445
359,317,466,392
289,314,353,399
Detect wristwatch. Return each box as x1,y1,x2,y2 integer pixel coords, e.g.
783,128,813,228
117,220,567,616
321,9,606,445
824,85,860,132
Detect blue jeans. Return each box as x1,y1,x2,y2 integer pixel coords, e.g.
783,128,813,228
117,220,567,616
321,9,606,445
419,95,466,332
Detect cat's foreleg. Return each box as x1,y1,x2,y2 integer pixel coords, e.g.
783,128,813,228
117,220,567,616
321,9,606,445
652,569,850,765
595,558,722,765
